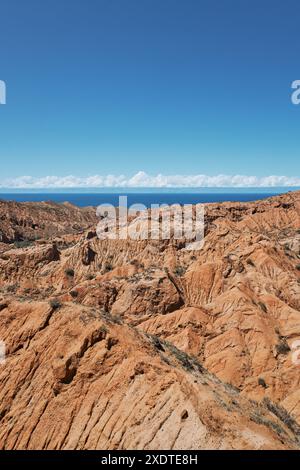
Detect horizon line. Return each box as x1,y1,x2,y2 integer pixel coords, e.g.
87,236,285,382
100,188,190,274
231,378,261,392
0,186,299,194
0,172,300,189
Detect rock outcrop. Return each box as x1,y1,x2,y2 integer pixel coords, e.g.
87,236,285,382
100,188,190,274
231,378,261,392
0,190,299,449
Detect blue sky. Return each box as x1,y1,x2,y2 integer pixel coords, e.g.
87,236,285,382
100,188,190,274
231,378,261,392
0,0,300,187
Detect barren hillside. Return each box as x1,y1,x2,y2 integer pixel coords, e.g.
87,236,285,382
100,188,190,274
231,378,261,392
0,191,299,449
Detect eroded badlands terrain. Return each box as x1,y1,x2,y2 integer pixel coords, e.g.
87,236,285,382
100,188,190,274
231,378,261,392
0,192,299,449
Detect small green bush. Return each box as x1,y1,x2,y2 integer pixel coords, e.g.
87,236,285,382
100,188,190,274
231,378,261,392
258,377,267,388
148,334,165,352
174,266,186,277
275,340,290,355
130,259,139,266
14,240,33,249
263,397,300,436
163,340,203,373
100,310,122,324
99,325,108,335
50,298,62,310
6,284,18,293
103,262,113,272
246,258,255,267
65,268,75,277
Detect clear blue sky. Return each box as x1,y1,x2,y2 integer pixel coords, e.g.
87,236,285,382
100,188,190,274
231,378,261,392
0,0,300,185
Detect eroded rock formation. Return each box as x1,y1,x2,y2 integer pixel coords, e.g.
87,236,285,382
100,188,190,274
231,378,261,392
0,191,299,449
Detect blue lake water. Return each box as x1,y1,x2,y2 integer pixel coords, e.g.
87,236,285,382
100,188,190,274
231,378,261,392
0,192,281,207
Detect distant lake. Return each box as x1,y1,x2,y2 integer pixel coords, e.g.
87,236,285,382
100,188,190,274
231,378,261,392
0,192,281,207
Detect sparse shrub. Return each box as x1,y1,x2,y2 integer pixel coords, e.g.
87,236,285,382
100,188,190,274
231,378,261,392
130,259,139,266
65,268,75,277
263,397,300,436
100,310,122,324
103,262,113,272
99,325,108,335
160,355,171,366
14,240,33,249
296,264,300,271
86,274,95,281
70,290,78,298
258,377,267,388
50,298,62,310
129,259,144,269
250,411,285,437
145,333,203,372
246,258,255,267
164,340,203,373
41,270,50,277
275,339,290,355
6,284,18,293
224,382,241,395
148,334,165,352
174,266,186,277
110,313,122,324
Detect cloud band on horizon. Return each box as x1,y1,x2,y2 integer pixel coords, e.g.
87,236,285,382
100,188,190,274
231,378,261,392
0,172,300,188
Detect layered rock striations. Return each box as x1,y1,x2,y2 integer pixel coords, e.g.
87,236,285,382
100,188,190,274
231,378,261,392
0,191,299,449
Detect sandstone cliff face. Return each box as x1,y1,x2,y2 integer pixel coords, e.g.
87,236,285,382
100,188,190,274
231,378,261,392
0,191,300,449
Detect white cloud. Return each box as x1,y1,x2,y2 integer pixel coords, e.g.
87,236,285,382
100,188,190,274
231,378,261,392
0,171,300,188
